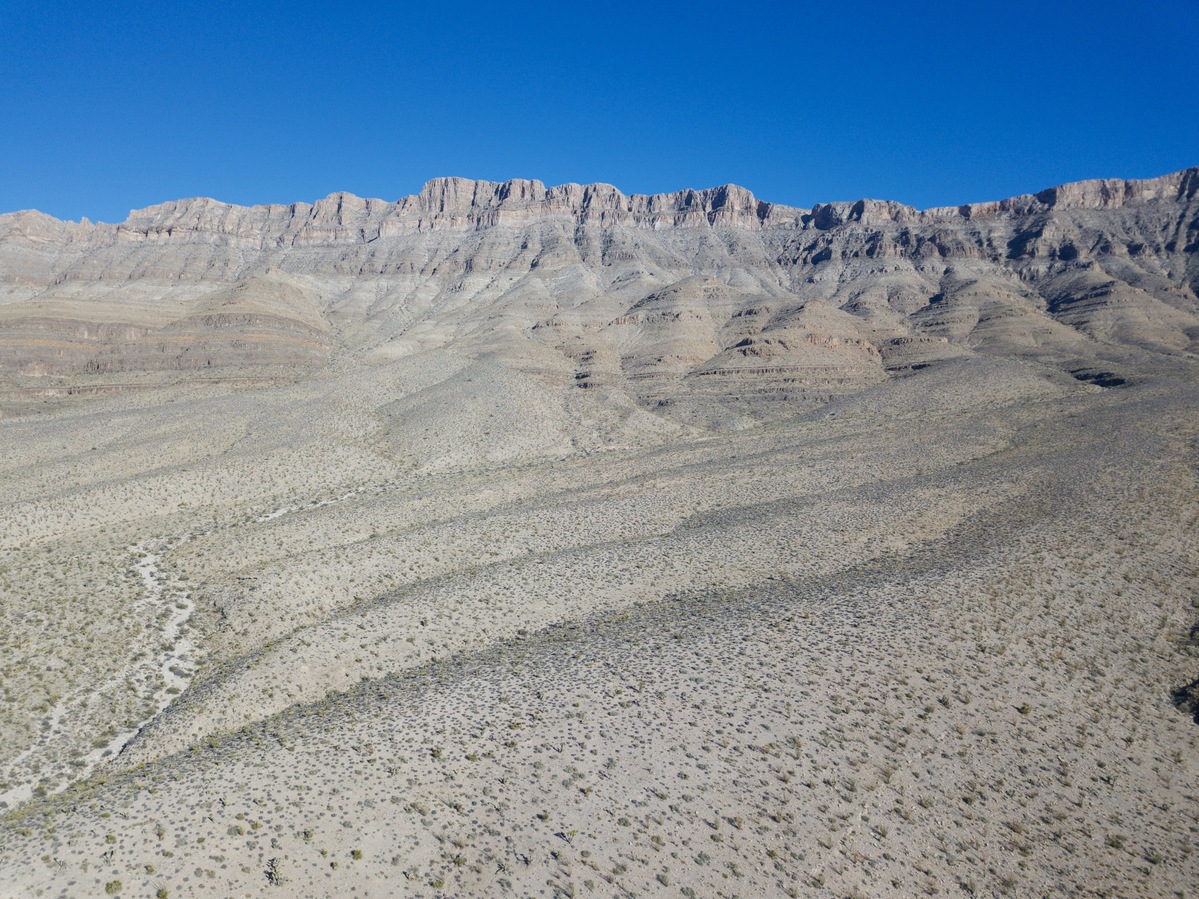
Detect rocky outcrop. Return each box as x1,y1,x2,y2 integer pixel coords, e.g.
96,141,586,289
2,167,1195,246
0,167,1195,416
4,179,796,249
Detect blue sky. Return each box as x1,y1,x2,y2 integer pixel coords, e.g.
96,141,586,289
2,0,1196,222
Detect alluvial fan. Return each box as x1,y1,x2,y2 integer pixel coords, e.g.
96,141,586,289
0,168,1197,897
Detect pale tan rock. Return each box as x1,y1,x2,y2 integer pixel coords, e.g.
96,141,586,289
0,167,1195,420
0,168,1198,898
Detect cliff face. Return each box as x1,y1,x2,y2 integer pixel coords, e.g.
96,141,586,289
6,168,1194,248
1,168,1196,419
0,178,793,251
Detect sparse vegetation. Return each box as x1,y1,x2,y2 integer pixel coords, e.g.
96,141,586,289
1,260,1197,898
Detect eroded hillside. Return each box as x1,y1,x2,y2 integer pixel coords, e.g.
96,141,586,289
1,171,1197,897
2,169,1196,426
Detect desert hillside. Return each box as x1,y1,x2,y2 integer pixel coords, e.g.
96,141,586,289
0,170,1197,897
2,168,1197,424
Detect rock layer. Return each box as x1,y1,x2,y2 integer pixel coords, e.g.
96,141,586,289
1,168,1197,419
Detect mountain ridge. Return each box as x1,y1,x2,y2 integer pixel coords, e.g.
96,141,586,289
3,167,1197,243
1,166,1197,425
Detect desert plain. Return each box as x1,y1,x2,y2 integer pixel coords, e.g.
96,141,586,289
0,170,1197,896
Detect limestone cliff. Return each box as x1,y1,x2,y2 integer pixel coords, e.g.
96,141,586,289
0,168,1196,420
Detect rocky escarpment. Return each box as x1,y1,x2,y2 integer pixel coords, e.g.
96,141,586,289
0,168,1196,421
0,179,796,254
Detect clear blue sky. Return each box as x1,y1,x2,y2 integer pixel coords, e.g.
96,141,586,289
2,0,1196,223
